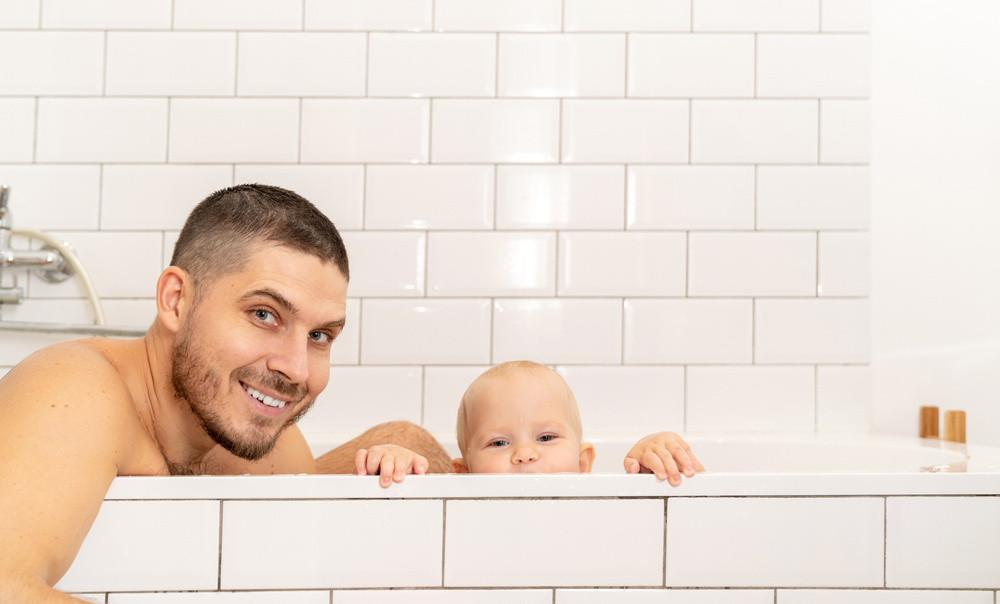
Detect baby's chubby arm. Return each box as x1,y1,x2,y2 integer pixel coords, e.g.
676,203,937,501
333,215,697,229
624,432,705,486
355,445,428,488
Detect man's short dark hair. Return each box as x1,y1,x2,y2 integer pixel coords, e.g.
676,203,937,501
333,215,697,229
170,184,349,288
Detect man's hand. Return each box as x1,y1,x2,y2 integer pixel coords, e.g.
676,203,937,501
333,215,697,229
623,432,705,486
355,445,429,488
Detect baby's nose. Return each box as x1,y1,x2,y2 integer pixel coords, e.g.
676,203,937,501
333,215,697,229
512,445,539,464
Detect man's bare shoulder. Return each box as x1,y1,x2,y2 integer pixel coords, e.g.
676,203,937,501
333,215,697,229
0,338,155,470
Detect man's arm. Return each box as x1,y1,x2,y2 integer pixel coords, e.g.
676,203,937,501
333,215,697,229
0,345,133,602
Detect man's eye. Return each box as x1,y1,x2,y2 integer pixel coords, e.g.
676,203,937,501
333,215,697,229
309,331,331,344
488,440,509,447
538,435,555,442
253,309,276,323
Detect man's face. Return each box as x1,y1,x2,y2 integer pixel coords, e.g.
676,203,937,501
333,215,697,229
461,371,587,474
171,244,348,460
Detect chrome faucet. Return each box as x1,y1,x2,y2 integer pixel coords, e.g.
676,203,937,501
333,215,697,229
0,185,74,306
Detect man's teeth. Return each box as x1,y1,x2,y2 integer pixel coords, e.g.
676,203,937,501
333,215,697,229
244,385,286,409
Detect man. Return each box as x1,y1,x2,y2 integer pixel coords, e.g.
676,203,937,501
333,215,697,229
0,184,451,602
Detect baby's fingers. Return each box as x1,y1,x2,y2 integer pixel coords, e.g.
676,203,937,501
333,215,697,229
624,456,641,474
354,449,369,475
643,449,682,486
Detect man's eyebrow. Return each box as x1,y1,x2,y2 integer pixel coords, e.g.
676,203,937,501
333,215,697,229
240,288,299,317
241,288,346,332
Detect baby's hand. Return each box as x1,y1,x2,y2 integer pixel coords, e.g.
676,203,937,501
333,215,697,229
624,432,705,486
355,445,429,488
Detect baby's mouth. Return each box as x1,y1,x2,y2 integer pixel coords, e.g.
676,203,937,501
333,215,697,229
242,383,288,409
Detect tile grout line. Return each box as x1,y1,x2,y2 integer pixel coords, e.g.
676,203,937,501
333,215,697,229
440,500,447,588
217,500,223,590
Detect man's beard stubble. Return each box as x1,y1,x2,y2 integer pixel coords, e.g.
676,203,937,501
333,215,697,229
170,323,313,462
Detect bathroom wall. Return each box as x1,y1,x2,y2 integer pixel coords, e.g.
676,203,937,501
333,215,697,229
0,0,871,441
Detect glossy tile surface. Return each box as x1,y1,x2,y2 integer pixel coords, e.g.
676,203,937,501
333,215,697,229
493,299,623,364
758,34,871,98
36,98,168,162
563,100,689,163
369,33,495,97
169,99,299,163
565,0,690,32
499,34,626,98
237,33,366,97
497,165,626,230
432,100,560,163
434,0,561,32
302,99,431,163
428,231,556,296
628,34,754,97
627,166,755,230
0,31,103,94
625,299,753,364
365,165,494,229
107,32,236,96
691,100,818,164
559,232,687,296
755,299,871,363
101,165,232,230
340,231,426,297
687,366,815,431
688,232,816,297
757,166,870,229
446,499,664,586
693,0,820,32
361,299,492,364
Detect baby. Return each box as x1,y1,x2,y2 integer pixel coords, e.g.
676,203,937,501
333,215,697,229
357,361,704,487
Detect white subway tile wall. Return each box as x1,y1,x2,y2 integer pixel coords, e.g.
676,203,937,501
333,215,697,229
0,0,870,442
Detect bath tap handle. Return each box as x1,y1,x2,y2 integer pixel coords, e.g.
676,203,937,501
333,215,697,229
0,184,9,211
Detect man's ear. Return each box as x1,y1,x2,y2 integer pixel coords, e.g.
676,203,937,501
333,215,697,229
156,266,192,334
451,457,470,474
578,442,596,473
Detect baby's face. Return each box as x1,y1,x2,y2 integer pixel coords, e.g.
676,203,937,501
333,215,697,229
459,371,592,474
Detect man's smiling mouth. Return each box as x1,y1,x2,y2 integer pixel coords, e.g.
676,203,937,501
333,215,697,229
242,383,288,409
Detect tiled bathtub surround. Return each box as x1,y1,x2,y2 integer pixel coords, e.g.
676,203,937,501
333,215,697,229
54,474,1000,600
0,2,870,438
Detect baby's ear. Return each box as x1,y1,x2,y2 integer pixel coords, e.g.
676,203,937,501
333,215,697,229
578,443,596,473
451,457,470,474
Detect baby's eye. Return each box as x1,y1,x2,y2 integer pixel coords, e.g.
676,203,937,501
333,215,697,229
488,440,509,447
538,434,556,442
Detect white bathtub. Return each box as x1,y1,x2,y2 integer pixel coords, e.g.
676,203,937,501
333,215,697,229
56,433,1000,601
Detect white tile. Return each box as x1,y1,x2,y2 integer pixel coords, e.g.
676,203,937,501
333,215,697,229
369,33,495,97
496,165,626,230
365,165,494,230
28,231,163,299
428,232,556,297
820,100,871,163
37,99,167,163
305,0,433,31
302,99,430,163
493,299,623,365
55,501,219,592
627,166,755,230
557,365,684,434
691,100,818,164
432,100,559,163
886,497,1000,588
329,298,360,365
423,365,491,434
779,591,993,604
333,591,552,604
499,34,626,98
628,34,755,98
434,0,561,32
565,0,691,32
0,165,100,230
667,498,884,586
110,593,329,604
234,165,365,230
361,299,491,364
559,232,687,296
0,99,35,162
1,297,113,334
688,232,817,297
446,500,663,586
173,0,303,30
238,33,366,97
297,366,421,436
755,299,871,363
757,166,870,230
758,34,870,98
624,299,753,364
816,365,871,432
71,596,104,604
0,0,39,28
821,0,871,32
818,232,870,296
559,589,775,604
169,99,299,163
693,0,820,32
41,0,171,29
101,165,232,230
106,33,235,96
687,366,815,431
563,100,689,163
0,32,103,95
100,299,158,331
340,231,426,297
221,500,443,589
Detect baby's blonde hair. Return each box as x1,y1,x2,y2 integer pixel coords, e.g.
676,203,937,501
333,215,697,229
455,361,583,456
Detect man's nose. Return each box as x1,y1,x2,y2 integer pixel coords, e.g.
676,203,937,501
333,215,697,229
512,444,539,464
268,335,309,384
